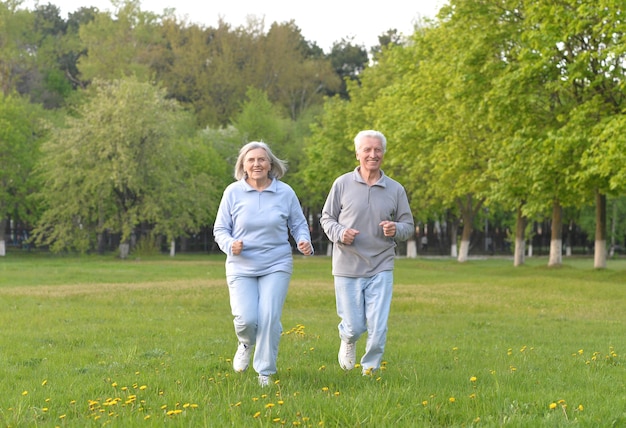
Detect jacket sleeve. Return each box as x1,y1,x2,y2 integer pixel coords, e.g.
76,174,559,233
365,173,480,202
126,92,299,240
393,185,414,242
319,179,345,244
287,190,313,254
213,189,235,255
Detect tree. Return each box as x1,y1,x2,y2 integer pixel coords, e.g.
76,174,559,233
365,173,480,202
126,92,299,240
515,0,626,268
32,77,219,256
77,0,163,82
0,92,44,255
328,37,369,99
0,1,36,95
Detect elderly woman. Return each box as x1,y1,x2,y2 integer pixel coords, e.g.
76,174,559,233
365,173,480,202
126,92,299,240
214,141,313,387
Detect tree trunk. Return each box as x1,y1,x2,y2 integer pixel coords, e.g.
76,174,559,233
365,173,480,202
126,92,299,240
458,220,472,263
407,238,417,258
594,191,607,269
548,199,562,267
0,218,6,256
119,242,130,259
449,217,458,258
514,206,525,267
170,239,176,257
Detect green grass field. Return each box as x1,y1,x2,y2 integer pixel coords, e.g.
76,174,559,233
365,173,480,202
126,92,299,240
0,253,624,427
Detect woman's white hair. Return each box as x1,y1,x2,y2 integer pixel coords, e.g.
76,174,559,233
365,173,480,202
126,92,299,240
234,141,288,180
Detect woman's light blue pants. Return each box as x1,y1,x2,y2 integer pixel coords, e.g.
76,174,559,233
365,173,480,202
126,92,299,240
227,271,291,376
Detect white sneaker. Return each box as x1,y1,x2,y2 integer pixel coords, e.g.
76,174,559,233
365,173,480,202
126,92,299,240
338,340,356,370
233,343,252,372
258,374,271,387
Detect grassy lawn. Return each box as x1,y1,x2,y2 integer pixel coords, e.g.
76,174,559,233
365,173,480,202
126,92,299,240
0,253,624,427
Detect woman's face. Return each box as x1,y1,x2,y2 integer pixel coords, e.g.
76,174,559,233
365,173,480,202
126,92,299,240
244,148,271,181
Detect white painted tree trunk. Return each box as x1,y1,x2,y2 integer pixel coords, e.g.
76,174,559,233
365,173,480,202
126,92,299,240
527,243,533,257
450,242,458,258
407,239,417,258
594,240,606,269
548,239,562,266
458,240,470,262
514,237,525,267
0,240,5,256
170,240,176,257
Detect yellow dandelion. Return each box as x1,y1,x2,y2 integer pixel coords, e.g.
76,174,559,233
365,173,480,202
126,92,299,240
139,385,147,390
318,365,326,371
452,347,458,351
59,414,66,419
70,400,76,405
422,400,428,406
278,400,284,405
273,417,281,422
191,404,199,408
334,392,340,396
469,393,476,399
22,391,28,396
322,387,329,392
183,403,190,409
160,404,167,410
144,415,151,420
578,404,584,411
470,376,477,382
549,403,557,410
111,382,117,387
449,397,456,403
473,417,481,423
253,411,261,418
234,402,242,407
41,379,48,386
578,349,584,355
121,386,128,391
558,399,566,405
265,403,275,409
42,408,48,412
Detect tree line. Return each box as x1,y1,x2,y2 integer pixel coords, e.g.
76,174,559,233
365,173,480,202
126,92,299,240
1,0,625,268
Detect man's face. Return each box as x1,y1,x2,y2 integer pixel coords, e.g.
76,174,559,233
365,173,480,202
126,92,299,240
356,136,384,174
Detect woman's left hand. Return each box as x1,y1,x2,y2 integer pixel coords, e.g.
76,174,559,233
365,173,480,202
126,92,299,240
298,241,313,256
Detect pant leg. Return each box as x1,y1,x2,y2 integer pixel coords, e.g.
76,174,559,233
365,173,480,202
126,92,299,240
360,270,393,371
227,275,259,347
334,276,368,343
253,271,291,376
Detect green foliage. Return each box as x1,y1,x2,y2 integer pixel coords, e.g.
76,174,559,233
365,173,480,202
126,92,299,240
130,233,160,258
31,77,220,253
0,255,624,426
0,92,45,228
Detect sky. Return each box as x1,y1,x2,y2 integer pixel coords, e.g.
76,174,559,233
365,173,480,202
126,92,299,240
23,0,445,51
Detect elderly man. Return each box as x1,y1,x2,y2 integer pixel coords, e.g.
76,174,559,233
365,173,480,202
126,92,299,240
320,130,414,375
